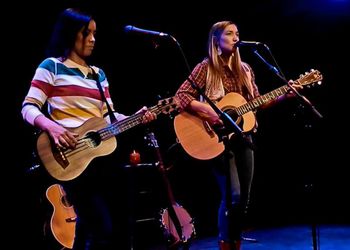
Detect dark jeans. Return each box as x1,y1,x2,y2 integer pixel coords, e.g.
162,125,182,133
62,158,127,250
212,135,254,242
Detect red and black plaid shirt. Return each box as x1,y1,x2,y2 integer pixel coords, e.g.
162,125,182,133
175,58,260,110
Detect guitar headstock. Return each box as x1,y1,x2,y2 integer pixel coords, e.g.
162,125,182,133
295,69,323,88
145,131,158,148
156,96,180,117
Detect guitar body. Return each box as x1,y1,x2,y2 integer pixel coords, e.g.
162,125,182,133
46,184,77,249
160,204,195,245
37,117,117,181
174,92,256,160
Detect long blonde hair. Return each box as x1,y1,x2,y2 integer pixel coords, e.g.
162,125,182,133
206,21,254,100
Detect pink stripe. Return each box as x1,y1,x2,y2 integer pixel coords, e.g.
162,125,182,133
31,80,102,100
31,80,53,96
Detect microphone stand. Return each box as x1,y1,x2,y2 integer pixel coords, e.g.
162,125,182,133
251,45,321,250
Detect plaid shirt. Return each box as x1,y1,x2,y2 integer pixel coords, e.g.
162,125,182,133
175,58,260,111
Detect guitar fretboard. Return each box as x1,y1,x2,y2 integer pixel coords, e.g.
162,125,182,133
235,85,289,116
96,98,175,141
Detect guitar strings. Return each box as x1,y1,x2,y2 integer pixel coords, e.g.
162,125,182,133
63,101,174,157
64,138,90,157
98,102,172,136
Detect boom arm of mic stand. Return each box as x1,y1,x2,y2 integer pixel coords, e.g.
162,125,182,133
286,82,323,119
252,48,323,119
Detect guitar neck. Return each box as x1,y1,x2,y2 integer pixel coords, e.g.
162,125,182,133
147,132,177,205
160,168,177,205
97,104,164,140
235,85,289,116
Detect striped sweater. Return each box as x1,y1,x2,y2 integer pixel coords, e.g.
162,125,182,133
22,57,125,128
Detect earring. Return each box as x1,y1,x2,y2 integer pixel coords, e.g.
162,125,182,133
217,46,222,56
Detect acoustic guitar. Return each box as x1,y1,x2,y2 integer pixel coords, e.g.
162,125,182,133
46,184,76,249
173,70,323,160
37,97,177,181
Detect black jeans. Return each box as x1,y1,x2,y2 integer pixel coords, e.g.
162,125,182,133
212,135,254,242
62,158,127,250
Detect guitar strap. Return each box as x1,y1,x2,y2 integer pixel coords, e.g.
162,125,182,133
90,67,117,123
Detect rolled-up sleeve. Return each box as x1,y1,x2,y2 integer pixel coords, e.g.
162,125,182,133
175,60,208,111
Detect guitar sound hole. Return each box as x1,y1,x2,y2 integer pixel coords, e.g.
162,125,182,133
85,132,102,148
223,107,242,126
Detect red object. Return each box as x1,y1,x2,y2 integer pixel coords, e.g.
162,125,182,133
130,150,141,165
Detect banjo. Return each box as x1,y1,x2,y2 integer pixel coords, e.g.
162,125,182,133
146,131,195,247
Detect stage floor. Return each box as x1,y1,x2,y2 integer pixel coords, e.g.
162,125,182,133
145,224,350,250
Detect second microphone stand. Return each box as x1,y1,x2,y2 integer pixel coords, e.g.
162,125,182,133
251,45,322,250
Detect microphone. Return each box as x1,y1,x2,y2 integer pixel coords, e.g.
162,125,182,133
124,25,169,37
235,41,264,48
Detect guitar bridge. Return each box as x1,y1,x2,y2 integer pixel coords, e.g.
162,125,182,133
53,146,69,169
203,121,216,138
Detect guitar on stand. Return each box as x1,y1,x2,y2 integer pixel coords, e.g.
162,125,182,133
146,131,195,249
46,184,77,249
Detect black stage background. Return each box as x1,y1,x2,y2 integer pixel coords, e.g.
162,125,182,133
6,0,349,248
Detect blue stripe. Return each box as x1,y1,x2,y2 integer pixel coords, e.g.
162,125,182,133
56,64,85,78
99,69,106,82
39,58,106,81
38,58,55,73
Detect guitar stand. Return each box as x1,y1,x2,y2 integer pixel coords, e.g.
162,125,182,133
241,235,258,243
